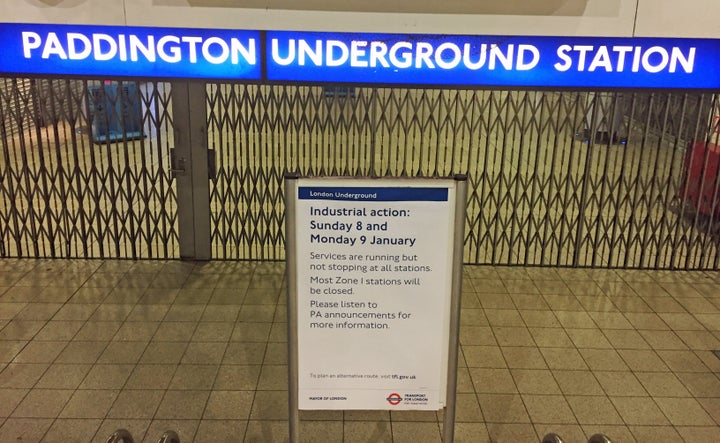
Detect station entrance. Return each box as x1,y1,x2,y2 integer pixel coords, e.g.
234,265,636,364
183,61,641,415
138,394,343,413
2,77,720,269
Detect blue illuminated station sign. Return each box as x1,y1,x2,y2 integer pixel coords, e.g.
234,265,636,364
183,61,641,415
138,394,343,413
1,23,720,89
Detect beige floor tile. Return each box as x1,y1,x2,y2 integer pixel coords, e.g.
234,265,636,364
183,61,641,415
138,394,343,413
231,322,272,342
79,364,134,390
194,419,248,443
98,341,148,364
127,304,170,321
581,425,636,442
567,281,605,297
675,372,720,397
616,349,669,372
623,314,670,334
518,310,558,327
543,295,584,311
594,371,648,397
462,346,506,368
107,390,164,419
250,391,288,420
658,312,705,331
533,279,572,295
601,329,650,350
0,363,49,388
59,389,118,418
12,389,73,418
0,388,28,417
567,329,614,349
345,421,394,443
113,322,160,341
579,349,629,371
152,322,197,342
391,421,441,443
635,372,691,397
654,397,716,425
642,296,686,313
140,342,188,364
214,365,262,390
191,322,234,342
695,350,720,372
0,321,46,341
73,322,122,341
554,311,595,329
676,330,720,350
638,330,689,350
223,342,267,365
629,425,681,442
477,394,530,423
0,418,54,442
451,422,490,443
469,368,517,394
454,392,483,422
492,327,535,347
390,411,437,422
567,395,624,425
125,364,176,390
155,390,210,420
657,349,711,372
510,369,560,395
459,326,497,346
512,295,552,311
344,410,390,421
501,347,547,369
243,419,288,443
539,348,588,370
484,309,523,327
0,342,27,364
34,321,85,341
11,341,65,364
473,279,507,294
522,394,576,424
169,365,218,390
552,370,604,396
238,305,276,323
476,294,514,310
181,342,227,364
528,327,574,348
587,311,632,329
456,367,475,393
0,304,28,321
485,423,537,442
676,425,720,442
257,365,288,391
610,297,653,313
142,419,198,443
610,397,669,425
201,305,241,322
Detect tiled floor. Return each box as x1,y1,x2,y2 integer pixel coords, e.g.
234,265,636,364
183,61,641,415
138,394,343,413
0,260,719,442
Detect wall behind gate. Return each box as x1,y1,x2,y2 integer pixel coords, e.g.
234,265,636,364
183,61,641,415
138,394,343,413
1,0,717,39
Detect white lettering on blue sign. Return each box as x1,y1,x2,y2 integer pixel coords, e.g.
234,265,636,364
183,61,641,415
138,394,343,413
269,38,694,75
0,24,715,87
21,31,256,65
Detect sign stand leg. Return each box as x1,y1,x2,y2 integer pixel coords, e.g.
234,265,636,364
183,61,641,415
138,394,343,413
443,175,467,442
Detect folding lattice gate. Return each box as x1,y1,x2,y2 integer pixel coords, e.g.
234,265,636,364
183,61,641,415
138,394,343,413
2,76,720,269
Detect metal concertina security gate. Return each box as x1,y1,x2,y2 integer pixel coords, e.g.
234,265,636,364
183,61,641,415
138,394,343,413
2,76,720,269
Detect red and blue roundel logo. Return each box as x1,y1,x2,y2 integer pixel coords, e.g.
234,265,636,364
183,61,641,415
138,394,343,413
386,393,402,405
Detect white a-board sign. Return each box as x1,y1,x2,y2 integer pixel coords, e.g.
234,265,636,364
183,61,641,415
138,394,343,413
289,177,458,411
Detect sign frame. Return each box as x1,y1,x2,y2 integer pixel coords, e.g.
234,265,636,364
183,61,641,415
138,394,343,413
284,174,467,442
